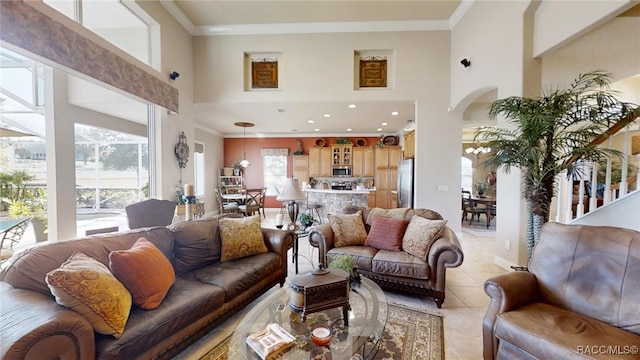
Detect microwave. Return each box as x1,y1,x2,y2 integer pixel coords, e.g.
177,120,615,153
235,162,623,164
332,167,352,177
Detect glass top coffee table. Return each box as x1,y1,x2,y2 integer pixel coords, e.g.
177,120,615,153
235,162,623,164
228,276,387,359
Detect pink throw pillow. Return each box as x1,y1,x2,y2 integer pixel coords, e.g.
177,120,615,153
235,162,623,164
364,216,409,251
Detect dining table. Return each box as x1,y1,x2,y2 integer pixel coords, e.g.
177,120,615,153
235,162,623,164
221,193,246,205
470,196,497,228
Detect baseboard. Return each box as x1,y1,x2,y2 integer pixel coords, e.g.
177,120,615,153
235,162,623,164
494,255,520,271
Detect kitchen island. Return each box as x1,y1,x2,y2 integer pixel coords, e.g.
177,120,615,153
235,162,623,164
303,188,374,223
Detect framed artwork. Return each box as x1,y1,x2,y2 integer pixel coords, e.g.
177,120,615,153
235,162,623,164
252,59,278,88
359,57,387,88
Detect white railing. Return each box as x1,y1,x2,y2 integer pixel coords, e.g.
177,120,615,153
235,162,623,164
555,120,639,223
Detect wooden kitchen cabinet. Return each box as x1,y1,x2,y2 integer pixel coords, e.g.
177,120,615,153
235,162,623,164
352,147,374,177
292,155,309,183
331,145,352,166
403,130,415,159
309,147,332,177
368,191,377,208
374,146,401,209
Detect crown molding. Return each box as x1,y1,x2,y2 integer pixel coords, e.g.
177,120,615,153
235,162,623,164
162,0,476,36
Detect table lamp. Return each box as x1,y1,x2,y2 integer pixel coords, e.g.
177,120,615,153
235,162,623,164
276,177,306,230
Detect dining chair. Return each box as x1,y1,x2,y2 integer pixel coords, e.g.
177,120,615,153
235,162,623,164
240,188,266,217
486,204,497,228
215,187,240,214
125,199,177,229
461,190,485,224
1,218,30,262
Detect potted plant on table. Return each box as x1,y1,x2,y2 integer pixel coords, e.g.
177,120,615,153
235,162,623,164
328,254,359,282
354,176,365,190
298,212,315,230
475,70,639,260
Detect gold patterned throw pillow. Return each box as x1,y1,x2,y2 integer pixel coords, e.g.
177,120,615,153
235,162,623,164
402,216,447,260
219,215,268,262
45,252,132,339
328,211,368,248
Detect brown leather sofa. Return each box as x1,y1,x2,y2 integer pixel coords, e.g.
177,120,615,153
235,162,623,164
483,222,640,360
309,207,464,308
0,214,292,360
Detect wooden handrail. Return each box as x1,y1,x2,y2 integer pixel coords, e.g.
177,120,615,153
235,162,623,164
610,174,638,190
564,111,639,167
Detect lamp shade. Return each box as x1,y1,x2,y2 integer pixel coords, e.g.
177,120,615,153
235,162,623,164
277,178,306,201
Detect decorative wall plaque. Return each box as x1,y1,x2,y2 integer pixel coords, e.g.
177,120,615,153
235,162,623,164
251,58,278,88
359,56,387,88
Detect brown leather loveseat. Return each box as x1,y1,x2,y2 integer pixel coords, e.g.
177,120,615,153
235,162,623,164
0,214,292,360
483,222,640,360
309,206,463,308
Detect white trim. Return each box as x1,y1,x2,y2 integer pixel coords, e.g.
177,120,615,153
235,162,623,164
494,255,521,272
449,0,475,29
159,0,195,34
194,20,451,36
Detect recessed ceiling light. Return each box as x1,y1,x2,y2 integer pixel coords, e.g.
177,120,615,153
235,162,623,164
346,128,352,131
314,128,320,132
276,108,285,113
348,104,356,109
391,111,399,116
377,128,383,131
308,119,314,124
323,113,331,118
381,122,388,126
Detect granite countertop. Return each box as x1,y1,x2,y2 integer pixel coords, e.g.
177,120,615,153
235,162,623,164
304,187,376,194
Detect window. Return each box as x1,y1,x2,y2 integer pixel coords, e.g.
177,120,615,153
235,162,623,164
44,0,153,66
461,157,473,192
194,142,205,197
262,149,288,196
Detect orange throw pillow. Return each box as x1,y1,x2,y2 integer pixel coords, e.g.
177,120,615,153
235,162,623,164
365,216,409,251
109,237,175,310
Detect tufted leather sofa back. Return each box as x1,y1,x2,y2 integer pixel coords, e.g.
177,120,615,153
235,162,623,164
528,222,640,335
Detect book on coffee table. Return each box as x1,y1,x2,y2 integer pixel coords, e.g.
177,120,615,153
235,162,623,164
246,323,295,359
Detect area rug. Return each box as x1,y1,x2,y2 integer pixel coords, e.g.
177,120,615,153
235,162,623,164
199,304,443,360
461,220,496,237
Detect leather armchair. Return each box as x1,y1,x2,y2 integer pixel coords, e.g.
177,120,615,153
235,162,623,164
483,222,640,360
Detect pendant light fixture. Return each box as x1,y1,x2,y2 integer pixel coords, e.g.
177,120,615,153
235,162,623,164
235,122,254,167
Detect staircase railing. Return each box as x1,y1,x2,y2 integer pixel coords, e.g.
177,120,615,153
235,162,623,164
556,114,639,223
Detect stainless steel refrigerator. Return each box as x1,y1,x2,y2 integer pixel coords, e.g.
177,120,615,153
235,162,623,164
397,159,414,208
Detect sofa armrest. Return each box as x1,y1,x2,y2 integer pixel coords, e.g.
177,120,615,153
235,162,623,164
0,282,95,360
482,271,539,360
261,228,294,273
308,224,334,267
427,227,464,288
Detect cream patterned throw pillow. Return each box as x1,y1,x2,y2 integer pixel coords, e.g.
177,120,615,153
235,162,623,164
45,252,132,339
219,215,268,262
402,216,447,260
328,211,368,248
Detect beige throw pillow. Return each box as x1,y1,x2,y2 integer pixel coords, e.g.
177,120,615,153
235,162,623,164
45,252,132,339
402,216,447,260
328,211,368,248
219,215,268,262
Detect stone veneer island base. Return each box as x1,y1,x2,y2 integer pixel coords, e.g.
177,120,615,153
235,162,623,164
303,188,372,223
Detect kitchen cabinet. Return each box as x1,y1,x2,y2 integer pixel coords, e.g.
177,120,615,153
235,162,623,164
309,147,332,177
331,145,352,166
374,146,401,209
390,192,398,209
403,130,415,159
352,147,374,177
292,155,309,183
368,191,376,208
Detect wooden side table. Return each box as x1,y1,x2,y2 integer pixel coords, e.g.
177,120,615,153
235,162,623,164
289,268,350,325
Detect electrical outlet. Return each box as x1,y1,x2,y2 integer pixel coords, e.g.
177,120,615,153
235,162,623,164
437,185,449,192
504,239,511,250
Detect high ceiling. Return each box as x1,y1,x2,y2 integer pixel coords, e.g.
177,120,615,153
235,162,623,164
162,1,466,137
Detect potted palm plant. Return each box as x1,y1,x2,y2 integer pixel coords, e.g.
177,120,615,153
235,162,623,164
1,170,48,242
476,70,639,259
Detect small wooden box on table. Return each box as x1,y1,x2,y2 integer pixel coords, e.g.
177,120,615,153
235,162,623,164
289,268,350,325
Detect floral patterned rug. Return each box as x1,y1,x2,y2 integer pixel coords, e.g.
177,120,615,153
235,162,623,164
200,304,443,360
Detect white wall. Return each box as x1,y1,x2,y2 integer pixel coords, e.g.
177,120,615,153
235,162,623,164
533,0,635,57
451,1,531,265
193,30,460,226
